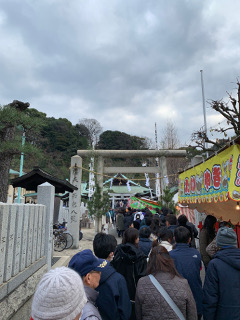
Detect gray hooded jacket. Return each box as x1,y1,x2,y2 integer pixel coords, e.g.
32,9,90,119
81,286,102,320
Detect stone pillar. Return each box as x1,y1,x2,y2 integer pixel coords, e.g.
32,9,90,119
159,156,168,196
37,182,55,271
4,205,16,281
0,204,9,285
12,204,24,276
20,205,29,271
96,156,104,233
112,196,115,209
68,155,82,249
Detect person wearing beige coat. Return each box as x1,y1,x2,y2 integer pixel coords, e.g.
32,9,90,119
135,245,197,320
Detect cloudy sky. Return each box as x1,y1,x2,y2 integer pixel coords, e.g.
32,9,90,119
1,0,240,147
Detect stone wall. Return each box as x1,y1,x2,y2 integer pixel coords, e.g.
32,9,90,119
0,204,46,291
0,183,55,319
0,263,48,320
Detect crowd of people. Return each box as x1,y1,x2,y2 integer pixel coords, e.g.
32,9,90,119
30,207,240,320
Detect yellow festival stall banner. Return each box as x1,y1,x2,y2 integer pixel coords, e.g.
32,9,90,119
179,144,240,204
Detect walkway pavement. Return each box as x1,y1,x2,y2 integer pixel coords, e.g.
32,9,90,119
52,225,119,268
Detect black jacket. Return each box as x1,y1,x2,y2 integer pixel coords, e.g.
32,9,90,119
111,243,147,301
124,214,134,230
96,262,131,320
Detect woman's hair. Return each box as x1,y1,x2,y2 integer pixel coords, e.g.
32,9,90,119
147,246,181,278
203,215,217,237
151,239,159,249
144,209,153,218
122,228,139,247
133,220,140,230
150,215,161,236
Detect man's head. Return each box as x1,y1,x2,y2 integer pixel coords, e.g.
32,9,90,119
216,227,238,248
159,227,173,243
93,232,117,261
174,226,191,244
139,227,151,239
69,249,107,289
166,214,177,227
177,214,188,226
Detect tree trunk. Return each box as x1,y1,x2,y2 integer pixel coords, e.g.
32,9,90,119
0,153,13,202
95,216,102,234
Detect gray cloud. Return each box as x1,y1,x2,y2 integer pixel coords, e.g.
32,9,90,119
1,0,240,146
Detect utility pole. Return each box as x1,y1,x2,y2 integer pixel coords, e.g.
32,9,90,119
17,130,25,203
155,123,161,200
200,70,209,157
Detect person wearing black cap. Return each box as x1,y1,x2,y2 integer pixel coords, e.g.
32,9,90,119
69,249,107,320
203,226,240,320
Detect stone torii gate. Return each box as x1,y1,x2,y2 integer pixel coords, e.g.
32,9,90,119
68,149,186,248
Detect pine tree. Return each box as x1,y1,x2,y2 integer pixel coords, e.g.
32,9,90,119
87,183,110,232
0,101,43,202
158,187,177,214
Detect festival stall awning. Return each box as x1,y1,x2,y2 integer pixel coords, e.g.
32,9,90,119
178,143,240,224
127,196,161,214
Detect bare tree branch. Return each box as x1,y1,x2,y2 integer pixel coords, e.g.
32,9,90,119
191,81,240,151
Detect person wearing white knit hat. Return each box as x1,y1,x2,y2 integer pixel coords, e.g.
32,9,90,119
31,267,87,320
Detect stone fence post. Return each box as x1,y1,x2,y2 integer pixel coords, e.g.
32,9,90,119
37,182,55,270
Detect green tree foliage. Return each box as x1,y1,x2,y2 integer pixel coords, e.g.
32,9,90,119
158,187,177,214
41,117,88,159
10,109,90,180
3,104,153,202
87,183,110,232
75,123,91,142
0,101,44,202
97,130,147,150
40,117,88,178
